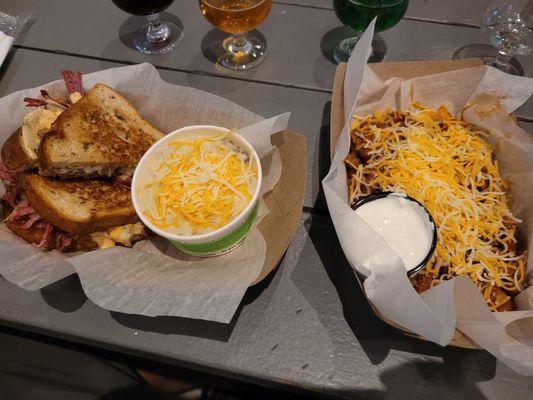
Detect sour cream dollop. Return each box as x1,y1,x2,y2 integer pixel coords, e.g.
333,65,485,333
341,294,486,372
355,194,435,271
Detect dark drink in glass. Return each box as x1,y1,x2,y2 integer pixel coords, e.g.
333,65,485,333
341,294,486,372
332,0,409,63
112,0,175,15
110,0,183,55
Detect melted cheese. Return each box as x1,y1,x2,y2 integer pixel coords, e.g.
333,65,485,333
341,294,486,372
346,104,526,311
138,133,258,235
21,108,63,158
69,91,82,104
91,222,144,249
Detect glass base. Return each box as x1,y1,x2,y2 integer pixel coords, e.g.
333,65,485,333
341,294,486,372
134,21,183,55
217,34,266,71
453,44,523,76
333,34,386,64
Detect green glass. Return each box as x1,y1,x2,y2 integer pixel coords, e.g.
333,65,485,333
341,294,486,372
333,0,409,63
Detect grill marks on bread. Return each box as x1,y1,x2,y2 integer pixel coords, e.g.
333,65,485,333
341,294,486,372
38,84,164,177
22,172,138,235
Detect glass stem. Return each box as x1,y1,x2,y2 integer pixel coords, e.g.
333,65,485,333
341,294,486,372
227,33,252,56
494,49,513,68
146,13,169,43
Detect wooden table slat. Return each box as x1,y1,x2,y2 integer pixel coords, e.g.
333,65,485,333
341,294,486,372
5,0,533,119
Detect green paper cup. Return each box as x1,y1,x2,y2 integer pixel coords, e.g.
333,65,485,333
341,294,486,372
132,125,262,257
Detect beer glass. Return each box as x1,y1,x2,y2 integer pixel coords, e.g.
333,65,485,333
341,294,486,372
111,0,183,55
333,0,409,63
199,0,272,70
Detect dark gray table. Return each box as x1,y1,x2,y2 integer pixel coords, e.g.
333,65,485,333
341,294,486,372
1,1,533,399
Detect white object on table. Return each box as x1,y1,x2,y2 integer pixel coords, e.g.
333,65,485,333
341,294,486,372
0,30,14,67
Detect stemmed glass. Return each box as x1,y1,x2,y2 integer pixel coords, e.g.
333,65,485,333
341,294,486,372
453,0,533,75
111,0,183,55
199,0,272,71
333,0,409,64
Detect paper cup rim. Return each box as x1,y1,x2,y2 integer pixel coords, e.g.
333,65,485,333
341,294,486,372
131,125,263,243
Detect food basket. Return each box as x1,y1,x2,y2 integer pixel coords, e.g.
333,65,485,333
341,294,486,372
329,59,487,349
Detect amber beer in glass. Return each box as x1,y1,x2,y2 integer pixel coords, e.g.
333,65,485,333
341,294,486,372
199,0,272,70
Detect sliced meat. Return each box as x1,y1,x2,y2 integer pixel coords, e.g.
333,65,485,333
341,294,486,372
57,232,74,252
61,70,84,96
39,90,68,108
410,273,434,293
21,213,42,230
112,174,132,187
37,222,54,249
2,181,23,207
23,97,48,108
3,201,35,223
0,162,16,181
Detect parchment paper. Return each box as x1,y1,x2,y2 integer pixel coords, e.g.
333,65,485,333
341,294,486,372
323,22,533,374
0,63,288,323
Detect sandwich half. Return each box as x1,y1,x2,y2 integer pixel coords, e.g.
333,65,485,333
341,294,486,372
2,172,145,251
38,84,164,178
0,71,155,252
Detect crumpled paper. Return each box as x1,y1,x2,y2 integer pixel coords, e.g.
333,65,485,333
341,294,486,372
0,63,288,323
323,21,533,375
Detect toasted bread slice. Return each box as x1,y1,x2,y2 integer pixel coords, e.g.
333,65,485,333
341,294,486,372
21,172,138,235
1,128,37,170
38,84,164,177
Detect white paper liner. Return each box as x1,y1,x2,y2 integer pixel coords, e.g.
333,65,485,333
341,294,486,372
323,22,533,374
0,63,288,323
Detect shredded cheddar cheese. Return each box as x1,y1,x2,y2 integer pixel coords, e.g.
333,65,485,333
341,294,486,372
345,104,527,311
139,132,257,235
